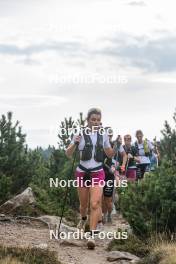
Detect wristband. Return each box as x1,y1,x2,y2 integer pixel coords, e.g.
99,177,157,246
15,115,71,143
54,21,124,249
120,165,125,172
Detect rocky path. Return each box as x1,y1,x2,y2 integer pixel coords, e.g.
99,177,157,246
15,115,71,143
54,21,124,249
0,214,135,264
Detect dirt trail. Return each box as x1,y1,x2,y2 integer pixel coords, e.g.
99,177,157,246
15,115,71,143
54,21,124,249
0,214,130,264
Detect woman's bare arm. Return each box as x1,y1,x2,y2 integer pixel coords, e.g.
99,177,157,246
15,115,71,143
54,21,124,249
104,147,115,158
65,143,77,158
65,135,81,158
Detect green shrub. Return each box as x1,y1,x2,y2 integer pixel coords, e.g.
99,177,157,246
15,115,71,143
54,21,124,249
119,161,176,237
119,110,176,237
107,234,149,258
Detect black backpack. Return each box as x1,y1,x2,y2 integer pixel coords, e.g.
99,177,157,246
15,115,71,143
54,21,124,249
81,129,104,162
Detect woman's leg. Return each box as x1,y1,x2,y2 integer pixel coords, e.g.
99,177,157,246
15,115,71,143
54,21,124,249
105,196,113,214
98,196,103,222
89,186,103,230
140,164,147,178
136,165,141,180
77,187,89,217
102,195,107,215
102,195,107,223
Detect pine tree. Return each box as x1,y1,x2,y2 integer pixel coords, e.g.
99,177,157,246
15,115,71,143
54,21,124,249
160,110,176,166
0,112,30,202
58,112,85,149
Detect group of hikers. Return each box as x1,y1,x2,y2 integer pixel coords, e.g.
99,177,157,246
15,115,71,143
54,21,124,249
66,108,160,249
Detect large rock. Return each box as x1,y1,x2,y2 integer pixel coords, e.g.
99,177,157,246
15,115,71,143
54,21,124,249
107,251,140,263
37,215,76,232
0,187,35,214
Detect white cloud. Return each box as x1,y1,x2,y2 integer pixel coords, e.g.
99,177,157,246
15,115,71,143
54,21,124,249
0,94,68,108
0,0,175,148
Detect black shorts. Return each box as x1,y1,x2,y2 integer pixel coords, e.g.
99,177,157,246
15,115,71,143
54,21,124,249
136,164,149,179
103,172,114,197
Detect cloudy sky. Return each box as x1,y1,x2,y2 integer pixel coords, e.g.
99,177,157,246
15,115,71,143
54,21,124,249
0,0,176,148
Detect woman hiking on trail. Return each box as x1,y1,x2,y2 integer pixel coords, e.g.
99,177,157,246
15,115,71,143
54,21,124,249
123,134,140,182
66,108,125,249
135,130,154,179
102,128,127,224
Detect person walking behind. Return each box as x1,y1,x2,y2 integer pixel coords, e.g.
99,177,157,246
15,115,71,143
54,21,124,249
102,129,127,223
150,138,160,172
135,130,154,179
123,134,140,182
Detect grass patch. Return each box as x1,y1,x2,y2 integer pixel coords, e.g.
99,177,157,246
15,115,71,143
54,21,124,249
107,234,150,258
108,233,176,264
138,242,176,264
0,245,61,264
137,251,163,264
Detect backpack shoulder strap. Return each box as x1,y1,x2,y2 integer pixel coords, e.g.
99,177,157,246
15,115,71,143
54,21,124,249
83,128,92,145
134,141,139,155
97,130,103,146
135,141,138,149
123,144,127,152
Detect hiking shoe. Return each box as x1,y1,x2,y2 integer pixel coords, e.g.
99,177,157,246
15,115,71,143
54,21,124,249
112,203,117,215
77,219,87,232
87,236,95,250
96,221,104,232
107,213,112,223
